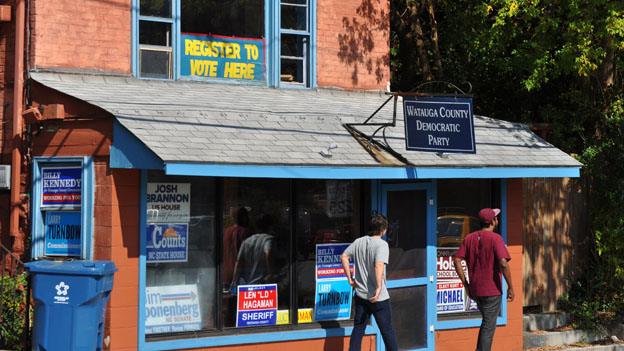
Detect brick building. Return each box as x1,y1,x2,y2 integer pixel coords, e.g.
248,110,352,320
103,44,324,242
0,0,580,350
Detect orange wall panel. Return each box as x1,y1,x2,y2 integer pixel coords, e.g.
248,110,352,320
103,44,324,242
182,335,376,351
435,179,524,351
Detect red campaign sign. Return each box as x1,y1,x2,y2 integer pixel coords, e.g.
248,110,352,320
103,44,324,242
317,267,345,277
437,281,463,290
43,194,81,203
237,285,277,311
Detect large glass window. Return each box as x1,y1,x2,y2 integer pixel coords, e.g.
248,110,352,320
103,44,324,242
436,179,501,320
138,0,173,79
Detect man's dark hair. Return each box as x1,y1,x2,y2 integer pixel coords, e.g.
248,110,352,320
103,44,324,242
368,214,388,236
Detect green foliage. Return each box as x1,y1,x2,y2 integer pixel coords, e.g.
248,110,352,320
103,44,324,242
0,272,30,351
391,0,624,328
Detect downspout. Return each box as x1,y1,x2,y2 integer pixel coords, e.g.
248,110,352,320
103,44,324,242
10,0,25,257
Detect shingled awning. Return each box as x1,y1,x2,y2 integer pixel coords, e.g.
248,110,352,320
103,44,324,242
30,71,581,179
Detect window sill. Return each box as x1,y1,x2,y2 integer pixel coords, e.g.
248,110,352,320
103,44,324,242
435,316,507,330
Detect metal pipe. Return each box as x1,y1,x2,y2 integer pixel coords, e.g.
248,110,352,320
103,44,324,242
10,0,26,257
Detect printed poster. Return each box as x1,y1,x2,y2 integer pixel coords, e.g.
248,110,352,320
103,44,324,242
147,183,191,223
146,224,189,263
44,211,81,256
236,284,278,327
314,243,353,321
436,248,478,314
326,181,352,218
145,284,202,334
41,167,82,207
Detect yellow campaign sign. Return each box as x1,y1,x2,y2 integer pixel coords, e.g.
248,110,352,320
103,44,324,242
277,310,289,325
298,308,313,323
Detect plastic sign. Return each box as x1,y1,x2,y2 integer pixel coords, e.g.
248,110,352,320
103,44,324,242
41,167,82,208
236,284,278,327
436,248,478,314
44,211,81,257
314,243,353,321
180,33,265,81
147,183,191,223
145,284,202,334
403,96,476,154
146,224,189,263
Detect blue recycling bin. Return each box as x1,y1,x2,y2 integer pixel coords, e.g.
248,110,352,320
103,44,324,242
25,260,117,351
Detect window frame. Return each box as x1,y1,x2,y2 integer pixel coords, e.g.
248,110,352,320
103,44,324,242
132,0,317,88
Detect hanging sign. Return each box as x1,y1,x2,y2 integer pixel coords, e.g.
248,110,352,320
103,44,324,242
236,284,278,327
145,284,202,334
146,224,189,263
314,243,353,321
147,183,191,223
403,96,476,154
44,211,81,256
180,33,265,81
41,167,82,208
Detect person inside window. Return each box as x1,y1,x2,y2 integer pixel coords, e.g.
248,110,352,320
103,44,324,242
230,214,277,286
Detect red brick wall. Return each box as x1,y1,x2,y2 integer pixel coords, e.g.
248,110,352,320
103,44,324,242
317,0,390,90
30,0,131,74
435,179,524,351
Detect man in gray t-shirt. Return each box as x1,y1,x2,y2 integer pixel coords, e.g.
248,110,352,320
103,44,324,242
341,214,398,351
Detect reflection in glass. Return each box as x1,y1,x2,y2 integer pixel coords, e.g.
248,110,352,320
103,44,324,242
140,0,172,18
182,0,264,39
281,4,307,31
140,49,171,79
389,286,427,349
139,21,171,46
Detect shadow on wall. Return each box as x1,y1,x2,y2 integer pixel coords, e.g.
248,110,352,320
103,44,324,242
337,0,389,86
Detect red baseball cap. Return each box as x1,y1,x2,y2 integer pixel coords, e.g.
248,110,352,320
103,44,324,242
478,208,501,222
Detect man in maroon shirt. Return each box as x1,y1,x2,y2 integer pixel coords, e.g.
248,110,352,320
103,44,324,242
453,208,515,351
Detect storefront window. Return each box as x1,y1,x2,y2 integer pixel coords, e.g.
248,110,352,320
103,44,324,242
436,179,501,320
145,174,217,334
295,180,362,323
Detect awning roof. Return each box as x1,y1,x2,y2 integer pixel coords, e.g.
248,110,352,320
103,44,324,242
30,71,581,179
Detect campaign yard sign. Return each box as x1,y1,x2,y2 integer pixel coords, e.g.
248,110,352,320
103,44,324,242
44,211,81,256
147,183,191,223
403,96,476,154
41,167,82,208
236,284,278,327
180,33,265,81
145,284,202,334
436,248,478,314
314,243,353,321
146,224,189,263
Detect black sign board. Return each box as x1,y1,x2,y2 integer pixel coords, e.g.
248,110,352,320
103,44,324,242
403,96,476,154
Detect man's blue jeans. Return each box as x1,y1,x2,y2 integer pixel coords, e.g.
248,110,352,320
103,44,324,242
350,296,398,351
475,295,502,351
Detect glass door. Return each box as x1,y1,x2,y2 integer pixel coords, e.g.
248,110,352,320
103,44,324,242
379,183,435,351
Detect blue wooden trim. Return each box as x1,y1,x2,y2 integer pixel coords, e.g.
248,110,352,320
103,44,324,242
387,277,429,289
137,16,175,24
173,0,180,80
437,316,506,330
164,163,580,179
144,326,377,351
30,157,94,260
110,120,163,170
138,170,148,350
310,0,317,87
132,0,138,76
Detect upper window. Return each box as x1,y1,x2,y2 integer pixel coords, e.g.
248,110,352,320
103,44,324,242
137,0,314,87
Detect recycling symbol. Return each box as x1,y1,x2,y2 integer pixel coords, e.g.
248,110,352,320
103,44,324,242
55,281,70,296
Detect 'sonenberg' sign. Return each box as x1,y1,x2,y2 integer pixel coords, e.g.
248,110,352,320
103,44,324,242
41,167,82,208
181,33,265,81
145,284,202,334
403,96,476,153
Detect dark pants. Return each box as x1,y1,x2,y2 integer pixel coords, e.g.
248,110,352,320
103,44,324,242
475,295,502,351
350,296,398,351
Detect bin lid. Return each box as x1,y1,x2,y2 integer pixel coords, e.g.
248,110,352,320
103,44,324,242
25,260,117,276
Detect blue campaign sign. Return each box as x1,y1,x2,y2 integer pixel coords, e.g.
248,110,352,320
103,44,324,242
44,211,81,256
403,96,476,154
236,284,278,327
180,33,265,81
316,243,351,280
146,224,189,263
314,280,353,321
41,167,82,207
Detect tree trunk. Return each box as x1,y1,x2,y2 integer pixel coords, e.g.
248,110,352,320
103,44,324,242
410,3,433,81
425,0,443,77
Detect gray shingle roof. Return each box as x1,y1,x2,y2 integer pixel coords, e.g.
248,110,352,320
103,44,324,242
30,71,581,168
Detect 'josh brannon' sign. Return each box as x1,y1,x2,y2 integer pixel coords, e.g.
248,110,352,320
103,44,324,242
403,96,476,154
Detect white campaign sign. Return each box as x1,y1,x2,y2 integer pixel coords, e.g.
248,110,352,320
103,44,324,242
146,183,191,223
145,284,202,334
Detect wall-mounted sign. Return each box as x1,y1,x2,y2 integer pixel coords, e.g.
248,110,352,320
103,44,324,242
41,167,82,208
236,284,278,327
436,248,478,314
146,224,189,263
403,96,476,154
180,33,265,81
314,243,353,321
145,284,202,334
147,183,191,223
44,211,81,256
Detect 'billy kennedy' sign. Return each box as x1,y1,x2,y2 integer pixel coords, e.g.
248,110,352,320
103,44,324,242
41,167,82,208
403,96,476,154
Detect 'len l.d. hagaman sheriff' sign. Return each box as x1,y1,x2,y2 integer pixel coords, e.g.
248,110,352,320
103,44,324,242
403,96,476,154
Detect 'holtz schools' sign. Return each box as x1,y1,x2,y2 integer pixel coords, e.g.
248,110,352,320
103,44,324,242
403,96,476,154
181,33,265,81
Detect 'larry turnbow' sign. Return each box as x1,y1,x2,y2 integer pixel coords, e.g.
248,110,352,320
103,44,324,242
403,96,476,154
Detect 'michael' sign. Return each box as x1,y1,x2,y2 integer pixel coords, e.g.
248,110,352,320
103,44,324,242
403,96,476,154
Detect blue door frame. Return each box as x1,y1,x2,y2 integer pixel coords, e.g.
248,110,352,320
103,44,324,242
373,182,436,351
